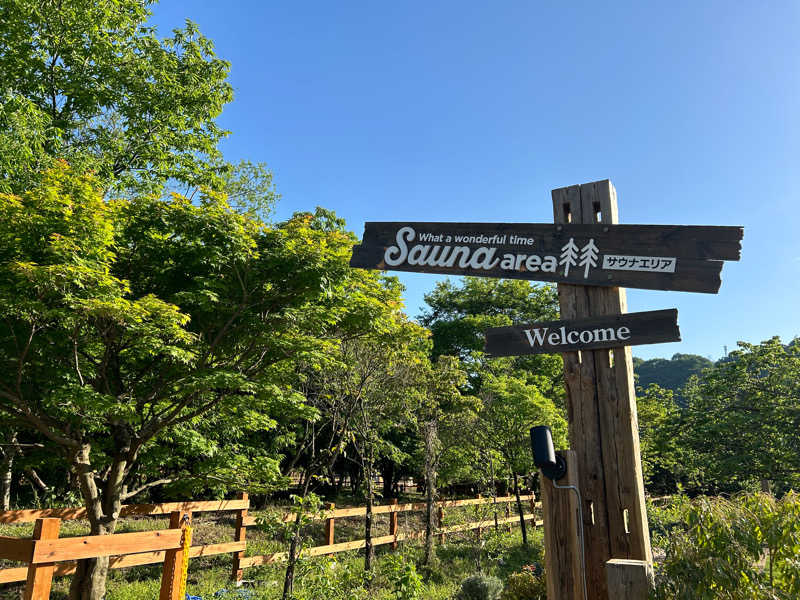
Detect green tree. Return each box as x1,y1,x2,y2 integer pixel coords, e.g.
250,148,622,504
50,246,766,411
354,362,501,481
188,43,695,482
414,355,477,565
681,338,800,494
633,353,713,406
479,374,567,545
0,164,364,599
636,384,685,494
0,0,234,194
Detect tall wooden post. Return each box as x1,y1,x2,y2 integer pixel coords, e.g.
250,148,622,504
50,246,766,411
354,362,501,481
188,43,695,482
551,180,652,600
231,492,248,583
159,510,190,600
540,451,582,600
389,498,399,549
24,518,60,600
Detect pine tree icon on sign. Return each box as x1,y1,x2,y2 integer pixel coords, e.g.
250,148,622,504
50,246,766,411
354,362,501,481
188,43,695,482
559,238,579,276
579,239,599,278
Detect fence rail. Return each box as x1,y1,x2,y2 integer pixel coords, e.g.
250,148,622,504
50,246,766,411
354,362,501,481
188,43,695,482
0,493,541,598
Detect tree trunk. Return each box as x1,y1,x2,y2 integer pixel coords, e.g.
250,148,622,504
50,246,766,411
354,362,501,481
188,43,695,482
423,419,438,565
68,444,125,600
381,460,396,499
1,432,18,510
364,454,375,574
282,512,303,599
513,472,528,546
283,475,312,600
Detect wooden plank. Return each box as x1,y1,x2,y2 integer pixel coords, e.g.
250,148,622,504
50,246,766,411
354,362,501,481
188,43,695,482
485,309,680,356
0,535,35,562
552,180,653,600
121,499,248,516
355,222,743,260
0,499,248,525
605,559,653,600
0,508,88,524
541,451,582,600
0,542,247,584
31,528,183,564
236,513,541,570
234,495,535,526
350,221,742,293
23,518,60,600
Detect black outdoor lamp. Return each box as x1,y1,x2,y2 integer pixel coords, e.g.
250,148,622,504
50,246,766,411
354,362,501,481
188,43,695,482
530,425,567,481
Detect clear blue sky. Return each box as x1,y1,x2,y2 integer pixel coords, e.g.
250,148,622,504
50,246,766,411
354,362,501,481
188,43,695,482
151,1,799,361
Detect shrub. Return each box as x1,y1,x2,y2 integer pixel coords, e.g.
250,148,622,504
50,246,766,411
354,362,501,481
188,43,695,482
500,565,546,600
653,493,800,600
383,554,423,600
455,573,503,600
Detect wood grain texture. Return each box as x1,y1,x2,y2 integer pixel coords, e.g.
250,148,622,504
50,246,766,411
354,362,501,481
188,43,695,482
0,535,35,562
30,528,183,564
485,309,680,356
541,451,582,600
158,511,189,600
0,542,246,584
23,518,60,600
350,220,742,293
231,492,248,583
356,221,743,259
0,499,248,524
552,180,653,600
605,559,654,600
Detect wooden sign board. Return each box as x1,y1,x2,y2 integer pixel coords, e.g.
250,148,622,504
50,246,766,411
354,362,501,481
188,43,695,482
484,309,680,357
350,222,742,293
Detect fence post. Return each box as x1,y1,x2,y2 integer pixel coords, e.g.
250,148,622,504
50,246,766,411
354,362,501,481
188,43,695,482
159,510,190,600
231,492,248,584
476,494,482,541
389,498,399,550
437,505,445,544
529,495,537,528
24,517,60,600
324,503,335,546
505,503,512,532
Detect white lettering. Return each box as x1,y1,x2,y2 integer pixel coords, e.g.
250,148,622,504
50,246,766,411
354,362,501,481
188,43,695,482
408,244,431,265
541,255,557,272
548,332,560,345
525,255,542,271
567,331,579,344
617,326,631,340
523,328,549,347
593,328,617,342
384,226,415,266
579,330,592,343
470,247,500,270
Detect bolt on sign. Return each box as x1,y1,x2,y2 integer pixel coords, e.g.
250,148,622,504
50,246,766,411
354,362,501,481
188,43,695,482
349,222,742,293
485,309,680,357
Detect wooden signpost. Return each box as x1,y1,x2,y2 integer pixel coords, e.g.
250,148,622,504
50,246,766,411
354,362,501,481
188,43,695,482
485,309,680,357
350,221,742,293
349,179,743,600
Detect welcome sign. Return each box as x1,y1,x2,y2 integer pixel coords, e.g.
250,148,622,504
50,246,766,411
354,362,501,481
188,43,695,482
349,222,743,293
484,309,681,357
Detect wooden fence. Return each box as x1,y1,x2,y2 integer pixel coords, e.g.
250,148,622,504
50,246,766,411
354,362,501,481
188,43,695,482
0,493,541,599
